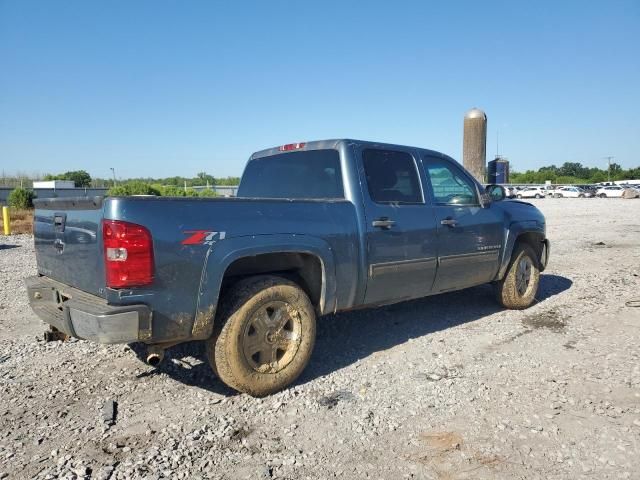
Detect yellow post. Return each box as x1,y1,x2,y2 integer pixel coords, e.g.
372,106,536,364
2,206,10,235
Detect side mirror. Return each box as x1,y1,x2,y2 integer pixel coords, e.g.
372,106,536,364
485,184,506,202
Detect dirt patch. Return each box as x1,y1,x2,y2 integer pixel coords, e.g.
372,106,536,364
522,308,566,332
420,431,463,453
317,390,355,409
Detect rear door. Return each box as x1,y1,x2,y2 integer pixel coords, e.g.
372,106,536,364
421,156,503,293
357,147,438,305
33,197,105,295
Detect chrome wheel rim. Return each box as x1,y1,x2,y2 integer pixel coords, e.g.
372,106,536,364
516,257,533,296
242,301,302,374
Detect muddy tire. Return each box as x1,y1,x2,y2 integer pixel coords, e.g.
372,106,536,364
207,275,316,397
494,243,540,309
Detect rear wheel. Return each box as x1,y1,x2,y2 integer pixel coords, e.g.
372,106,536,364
494,244,540,309
535,194,542,198
207,275,316,396
517,194,523,199
599,193,607,198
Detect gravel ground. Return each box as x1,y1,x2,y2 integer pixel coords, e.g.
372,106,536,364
1,198,639,480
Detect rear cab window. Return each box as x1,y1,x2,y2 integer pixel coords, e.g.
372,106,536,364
238,149,344,199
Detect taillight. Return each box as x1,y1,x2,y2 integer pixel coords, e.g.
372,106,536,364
279,142,306,151
102,219,154,288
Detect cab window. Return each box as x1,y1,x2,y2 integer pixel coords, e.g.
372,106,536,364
423,159,478,205
362,149,423,204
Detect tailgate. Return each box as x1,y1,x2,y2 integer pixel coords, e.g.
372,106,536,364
33,197,105,296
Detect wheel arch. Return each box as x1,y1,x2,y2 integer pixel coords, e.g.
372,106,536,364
193,234,336,340
496,224,548,280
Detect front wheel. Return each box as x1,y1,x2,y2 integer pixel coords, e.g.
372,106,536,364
494,244,540,309
535,194,542,198
599,193,607,198
207,275,316,396
517,194,523,199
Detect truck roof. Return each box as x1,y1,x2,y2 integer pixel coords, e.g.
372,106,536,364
250,139,451,162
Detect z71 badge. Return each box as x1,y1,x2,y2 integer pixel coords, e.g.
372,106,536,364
181,230,227,246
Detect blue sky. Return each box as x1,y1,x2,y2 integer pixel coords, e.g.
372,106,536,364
1,1,638,179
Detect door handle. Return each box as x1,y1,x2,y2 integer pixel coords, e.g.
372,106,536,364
441,218,458,227
372,217,396,229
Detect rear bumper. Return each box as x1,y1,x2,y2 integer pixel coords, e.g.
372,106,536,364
25,276,152,344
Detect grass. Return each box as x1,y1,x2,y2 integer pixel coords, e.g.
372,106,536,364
5,208,33,234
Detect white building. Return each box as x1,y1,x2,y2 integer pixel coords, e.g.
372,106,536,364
33,180,76,189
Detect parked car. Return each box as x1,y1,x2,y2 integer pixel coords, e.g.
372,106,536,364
26,139,550,396
517,186,547,199
503,186,518,198
580,185,599,196
596,185,625,198
620,184,640,192
552,186,592,198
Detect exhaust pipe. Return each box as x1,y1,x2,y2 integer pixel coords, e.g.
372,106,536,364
146,347,164,367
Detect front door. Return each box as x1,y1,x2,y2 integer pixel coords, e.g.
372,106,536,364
422,156,503,293
359,147,439,305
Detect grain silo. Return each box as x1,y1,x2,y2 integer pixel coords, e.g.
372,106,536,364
463,108,487,182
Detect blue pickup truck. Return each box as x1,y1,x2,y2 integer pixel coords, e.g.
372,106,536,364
27,139,549,396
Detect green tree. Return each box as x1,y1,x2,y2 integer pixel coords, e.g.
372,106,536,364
66,170,92,187
196,172,216,185
159,185,186,197
199,188,218,197
588,171,606,183
8,188,34,209
107,185,130,196
625,167,640,179
216,176,241,185
44,170,92,187
558,162,589,178
107,182,160,196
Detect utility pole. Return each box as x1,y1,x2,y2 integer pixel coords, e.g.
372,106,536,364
604,156,614,183
110,168,117,186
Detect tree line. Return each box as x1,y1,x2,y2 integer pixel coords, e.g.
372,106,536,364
510,162,640,185
1,170,241,189
45,170,241,188
3,171,241,209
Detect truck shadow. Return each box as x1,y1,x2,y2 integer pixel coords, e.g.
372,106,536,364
149,273,572,396
299,273,572,386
